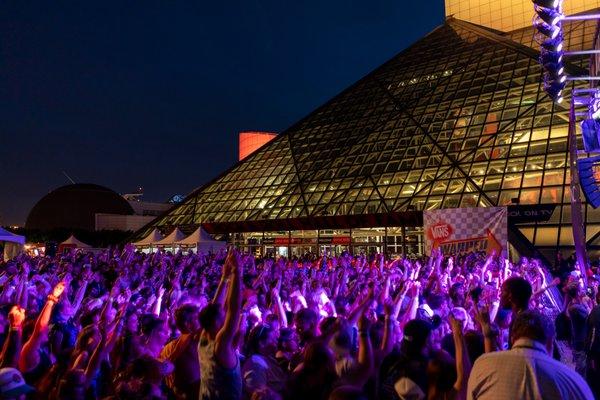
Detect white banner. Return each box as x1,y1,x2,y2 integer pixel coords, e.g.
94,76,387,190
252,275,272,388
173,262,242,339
423,207,508,256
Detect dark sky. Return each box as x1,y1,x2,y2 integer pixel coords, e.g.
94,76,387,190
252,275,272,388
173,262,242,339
0,1,445,226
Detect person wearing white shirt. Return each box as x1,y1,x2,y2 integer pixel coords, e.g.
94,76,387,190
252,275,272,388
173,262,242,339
467,310,594,400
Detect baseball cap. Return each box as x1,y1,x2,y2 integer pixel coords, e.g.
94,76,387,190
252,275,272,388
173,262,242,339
403,319,433,347
0,368,35,398
394,376,426,400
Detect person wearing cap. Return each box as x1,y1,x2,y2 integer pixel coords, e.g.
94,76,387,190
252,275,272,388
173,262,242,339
378,319,433,400
467,310,594,400
0,367,34,400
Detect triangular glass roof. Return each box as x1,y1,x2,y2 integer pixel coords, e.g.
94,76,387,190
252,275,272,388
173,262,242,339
134,17,598,251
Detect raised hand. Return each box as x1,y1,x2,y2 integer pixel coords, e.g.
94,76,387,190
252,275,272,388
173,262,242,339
358,309,371,333
222,249,235,276
52,281,66,299
8,305,26,328
474,304,493,334
270,286,279,300
383,299,395,317
448,313,463,335
409,281,421,297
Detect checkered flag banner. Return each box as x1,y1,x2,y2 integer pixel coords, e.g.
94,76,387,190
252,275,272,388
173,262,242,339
423,207,508,257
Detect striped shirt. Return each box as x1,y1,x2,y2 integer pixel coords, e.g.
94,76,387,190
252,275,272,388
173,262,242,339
467,338,594,400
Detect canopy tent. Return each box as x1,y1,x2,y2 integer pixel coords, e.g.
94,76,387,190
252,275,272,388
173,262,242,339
58,234,92,253
175,226,226,253
153,228,186,246
132,228,163,247
0,227,25,261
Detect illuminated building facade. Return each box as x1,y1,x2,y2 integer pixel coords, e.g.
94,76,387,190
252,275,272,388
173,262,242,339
445,0,600,32
239,132,278,161
134,11,599,260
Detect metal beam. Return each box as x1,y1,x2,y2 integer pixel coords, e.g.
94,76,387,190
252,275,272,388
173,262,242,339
568,98,589,286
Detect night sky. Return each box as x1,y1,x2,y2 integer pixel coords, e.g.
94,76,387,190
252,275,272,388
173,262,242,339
1,1,445,226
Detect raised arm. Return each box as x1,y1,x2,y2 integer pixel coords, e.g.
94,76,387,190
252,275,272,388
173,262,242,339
399,282,420,328
70,274,91,316
271,286,288,328
381,301,397,357
152,286,166,316
213,260,232,305
449,315,472,399
0,306,25,368
347,290,373,327
343,311,374,388
19,281,65,372
17,263,30,309
475,305,499,353
85,310,126,386
215,249,242,369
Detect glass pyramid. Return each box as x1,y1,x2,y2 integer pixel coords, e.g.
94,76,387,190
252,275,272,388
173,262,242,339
135,17,599,255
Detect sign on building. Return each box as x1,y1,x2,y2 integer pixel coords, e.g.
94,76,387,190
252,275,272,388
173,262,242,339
423,207,508,256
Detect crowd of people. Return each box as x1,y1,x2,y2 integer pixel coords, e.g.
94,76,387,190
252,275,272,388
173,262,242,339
0,245,597,399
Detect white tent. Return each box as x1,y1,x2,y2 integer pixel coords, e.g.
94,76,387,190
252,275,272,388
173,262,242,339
133,228,163,247
0,227,25,261
175,226,226,253
58,235,92,253
154,228,186,246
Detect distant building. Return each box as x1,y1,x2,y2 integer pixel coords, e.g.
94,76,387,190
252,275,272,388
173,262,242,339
26,184,134,231
239,131,277,160
26,183,172,232
96,197,171,231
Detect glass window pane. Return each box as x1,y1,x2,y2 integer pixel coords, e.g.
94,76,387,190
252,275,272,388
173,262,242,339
540,187,562,203
535,227,559,246
520,188,540,204
499,190,519,205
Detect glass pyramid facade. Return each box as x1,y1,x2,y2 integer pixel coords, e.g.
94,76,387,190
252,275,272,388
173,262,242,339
135,17,599,257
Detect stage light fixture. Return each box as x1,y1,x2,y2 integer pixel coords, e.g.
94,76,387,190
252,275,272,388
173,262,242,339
532,0,560,8
589,92,600,120
541,61,564,75
540,49,563,65
544,78,566,102
534,20,561,39
581,119,600,152
534,7,562,26
578,155,600,208
541,35,563,52
548,73,567,84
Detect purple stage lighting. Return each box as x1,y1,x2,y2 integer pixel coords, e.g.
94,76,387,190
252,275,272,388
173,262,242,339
540,49,563,65
541,35,563,52
534,20,561,39
544,78,567,101
545,70,567,84
535,7,562,26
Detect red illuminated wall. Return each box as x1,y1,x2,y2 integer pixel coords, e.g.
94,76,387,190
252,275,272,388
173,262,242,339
239,131,277,160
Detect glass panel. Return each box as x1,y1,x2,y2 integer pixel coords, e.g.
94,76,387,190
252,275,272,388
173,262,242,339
535,227,559,246
520,188,540,204
540,187,562,204
499,190,519,206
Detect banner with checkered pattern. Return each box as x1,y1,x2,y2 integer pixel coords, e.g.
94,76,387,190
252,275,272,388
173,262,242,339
423,207,507,256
